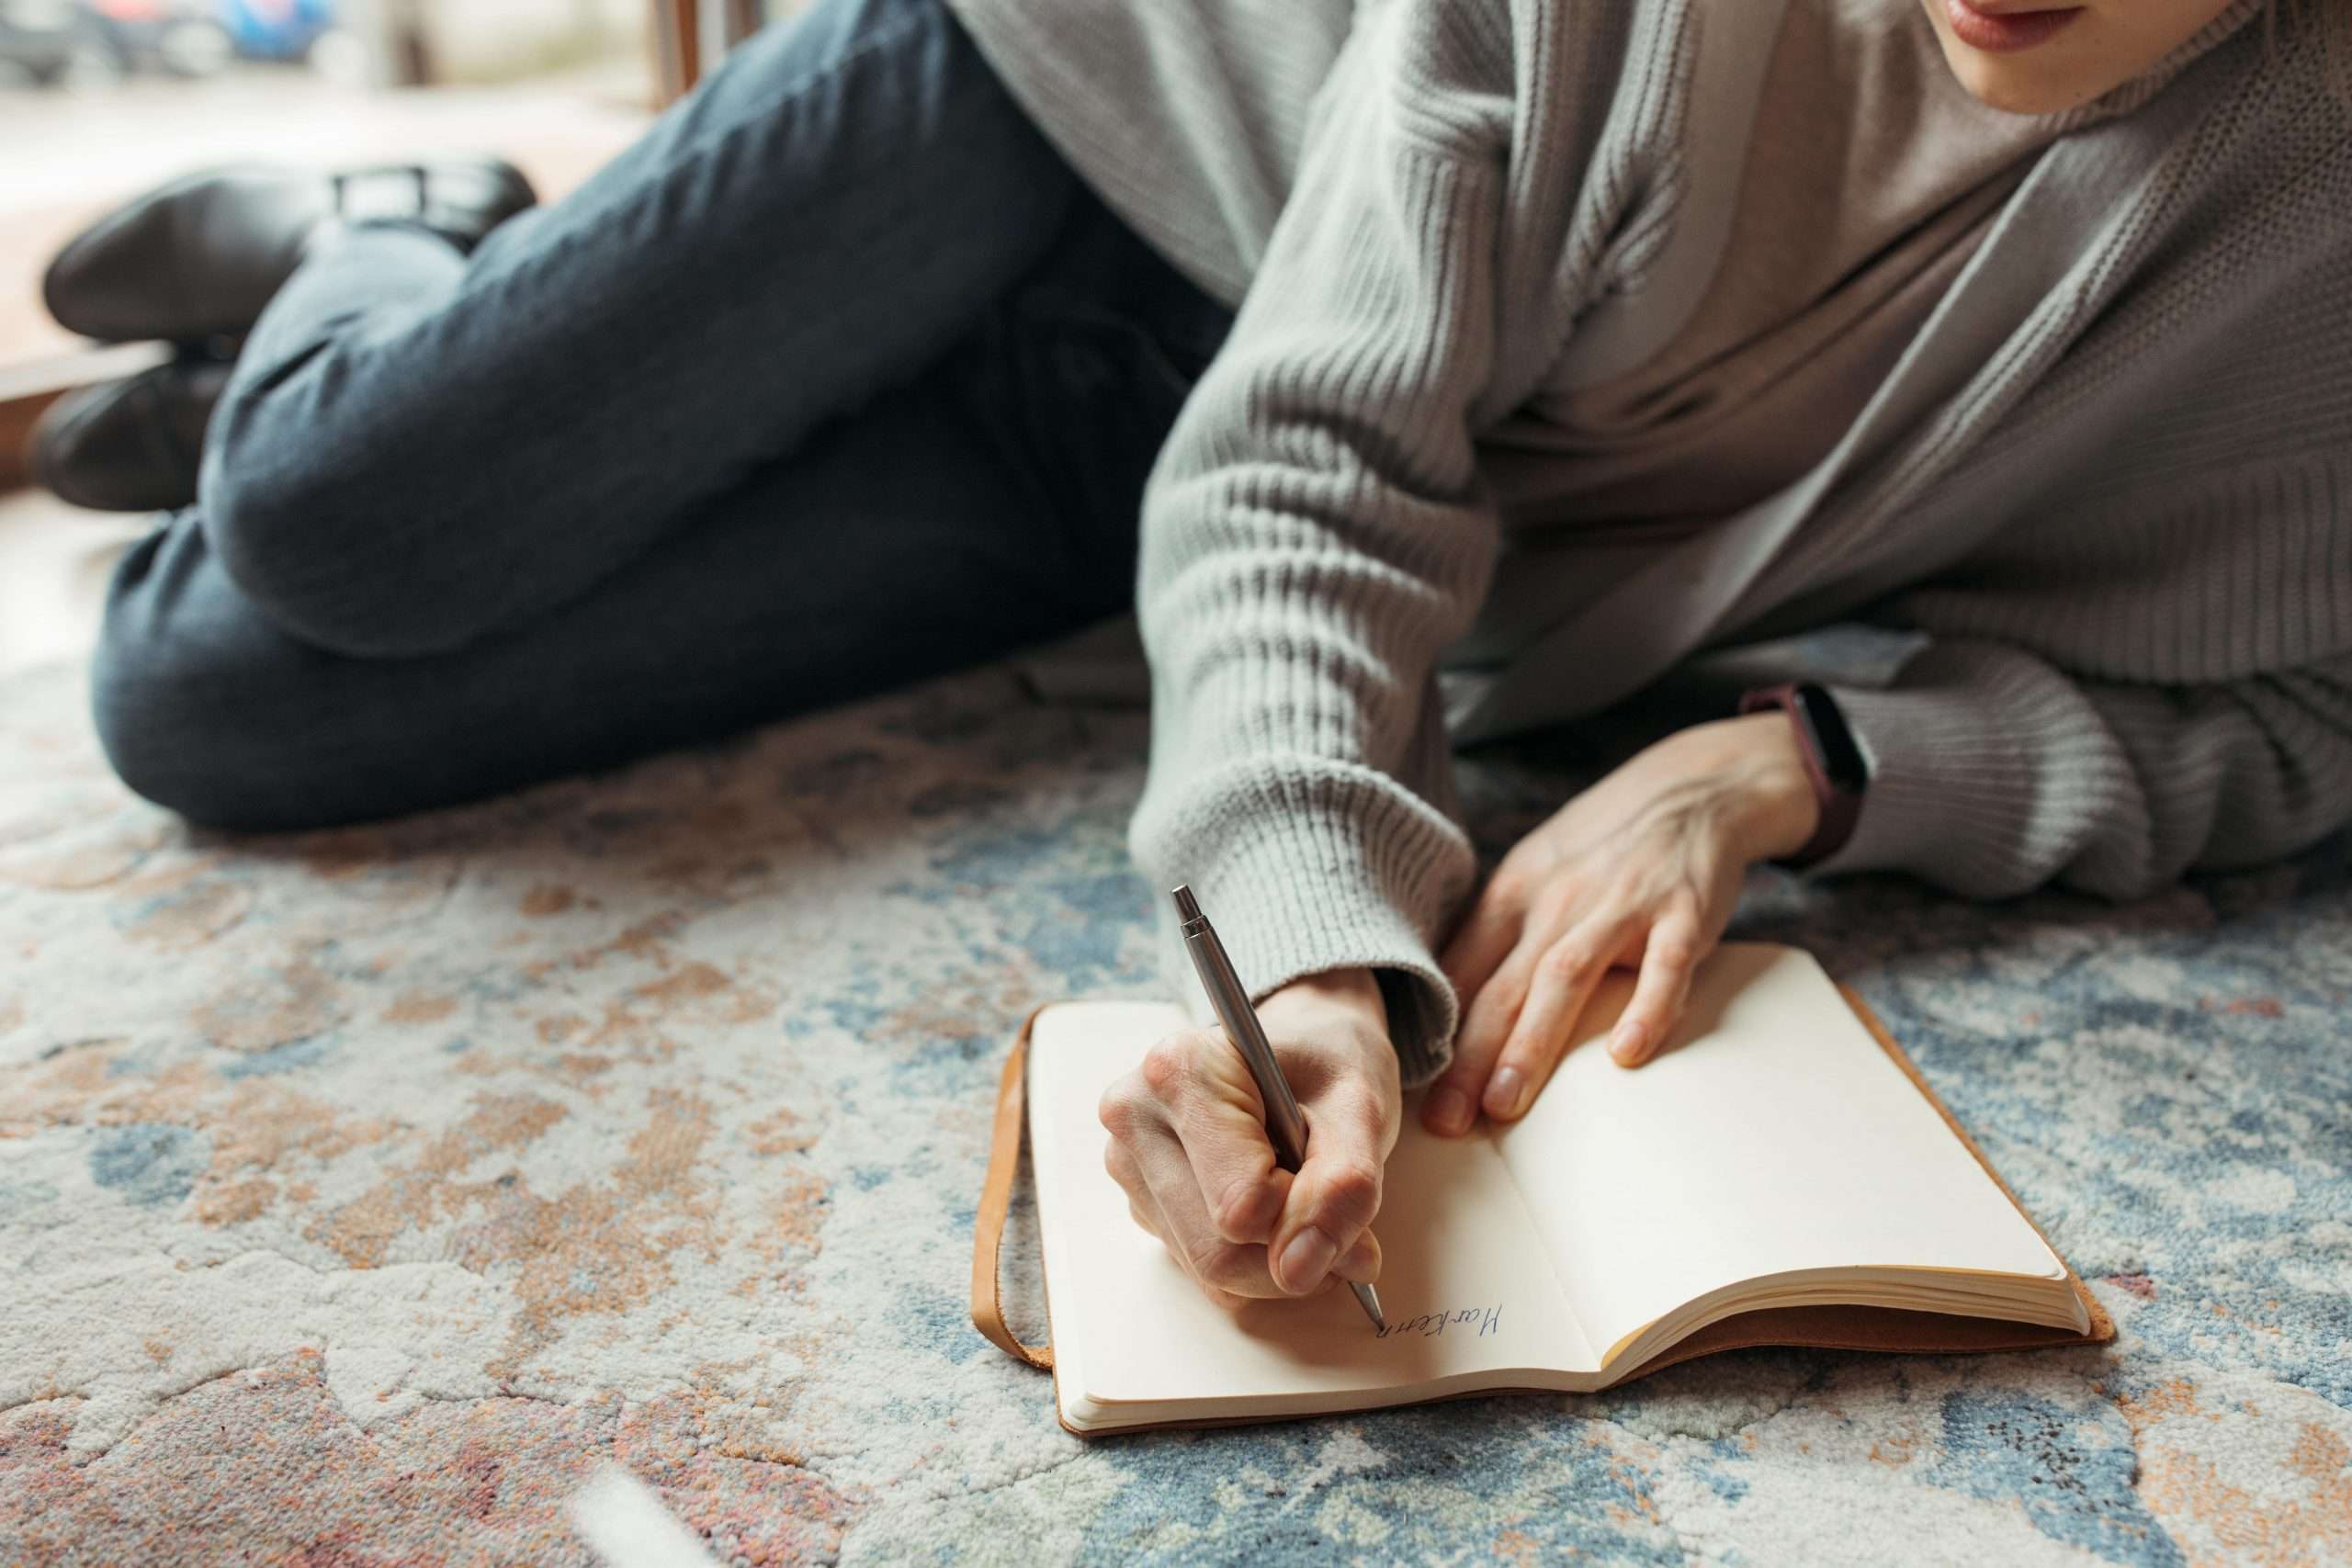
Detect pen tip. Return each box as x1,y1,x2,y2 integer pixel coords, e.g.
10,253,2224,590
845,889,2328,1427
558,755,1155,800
1170,885,1200,921
1352,1280,1385,1332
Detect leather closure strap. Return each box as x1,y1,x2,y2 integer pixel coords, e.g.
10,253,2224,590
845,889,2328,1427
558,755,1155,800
969,1009,1054,1370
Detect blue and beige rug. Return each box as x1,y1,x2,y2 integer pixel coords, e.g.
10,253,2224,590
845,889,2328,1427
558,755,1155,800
1,655,2346,1564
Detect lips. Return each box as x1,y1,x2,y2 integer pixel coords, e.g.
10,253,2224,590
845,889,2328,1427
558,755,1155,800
1943,0,2086,52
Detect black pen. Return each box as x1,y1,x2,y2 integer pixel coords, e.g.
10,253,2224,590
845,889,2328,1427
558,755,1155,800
1171,885,1387,1331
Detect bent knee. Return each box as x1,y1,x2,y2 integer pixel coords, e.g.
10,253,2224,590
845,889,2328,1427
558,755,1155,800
93,670,228,833
89,528,355,832
201,385,475,660
199,451,405,660
90,629,289,833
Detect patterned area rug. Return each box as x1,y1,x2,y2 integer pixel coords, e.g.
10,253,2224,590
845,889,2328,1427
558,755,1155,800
2,657,2346,1565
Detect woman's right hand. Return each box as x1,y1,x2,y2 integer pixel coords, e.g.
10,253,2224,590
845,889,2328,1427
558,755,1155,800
1098,966,1398,1308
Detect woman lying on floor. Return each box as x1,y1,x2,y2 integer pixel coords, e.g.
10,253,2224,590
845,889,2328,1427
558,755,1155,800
33,0,2351,1311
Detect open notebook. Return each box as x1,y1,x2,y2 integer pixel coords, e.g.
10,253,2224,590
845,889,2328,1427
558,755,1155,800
970,943,2109,1436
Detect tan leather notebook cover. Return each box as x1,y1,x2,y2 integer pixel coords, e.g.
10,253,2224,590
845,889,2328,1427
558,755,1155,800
969,986,2114,1435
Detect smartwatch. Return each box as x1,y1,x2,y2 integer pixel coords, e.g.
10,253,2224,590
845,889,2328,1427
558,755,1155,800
1737,682,1868,869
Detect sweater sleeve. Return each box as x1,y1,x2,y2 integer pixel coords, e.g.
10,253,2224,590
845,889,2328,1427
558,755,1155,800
1815,640,2352,900
1127,2,1521,1087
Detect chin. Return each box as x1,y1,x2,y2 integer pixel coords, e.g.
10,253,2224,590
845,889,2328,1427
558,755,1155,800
1932,39,2108,115
1951,62,2070,114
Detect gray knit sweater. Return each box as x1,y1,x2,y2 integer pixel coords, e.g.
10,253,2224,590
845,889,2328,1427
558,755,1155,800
946,0,2352,1083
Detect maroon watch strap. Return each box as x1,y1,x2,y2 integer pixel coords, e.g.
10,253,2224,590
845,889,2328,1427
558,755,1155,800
1739,684,1863,869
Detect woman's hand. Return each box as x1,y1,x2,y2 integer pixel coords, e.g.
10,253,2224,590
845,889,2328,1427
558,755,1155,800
1423,713,1820,1136
1100,966,1398,1308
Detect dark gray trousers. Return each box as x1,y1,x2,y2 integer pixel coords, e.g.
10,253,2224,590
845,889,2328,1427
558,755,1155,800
92,0,1230,829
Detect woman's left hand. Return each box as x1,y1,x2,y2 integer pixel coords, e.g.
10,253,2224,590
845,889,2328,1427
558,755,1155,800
1422,713,1823,1136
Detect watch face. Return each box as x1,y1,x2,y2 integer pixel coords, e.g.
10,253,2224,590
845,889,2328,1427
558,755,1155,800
1794,685,1869,795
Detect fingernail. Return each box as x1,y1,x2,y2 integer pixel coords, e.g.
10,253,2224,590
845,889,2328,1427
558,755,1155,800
1611,1022,1645,1065
1277,1226,1339,1294
1483,1066,1525,1120
1427,1088,1474,1135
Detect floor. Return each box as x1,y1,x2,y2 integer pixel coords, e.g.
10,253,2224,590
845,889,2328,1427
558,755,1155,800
0,488,147,678
1,643,2345,1565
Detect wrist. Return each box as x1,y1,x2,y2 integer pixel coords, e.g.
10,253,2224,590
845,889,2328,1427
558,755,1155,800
1683,714,1822,863
1261,965,1390,1037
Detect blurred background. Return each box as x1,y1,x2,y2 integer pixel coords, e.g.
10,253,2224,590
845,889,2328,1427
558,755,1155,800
0,0,803,674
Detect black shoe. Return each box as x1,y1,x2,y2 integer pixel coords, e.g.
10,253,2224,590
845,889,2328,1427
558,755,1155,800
43,158,538,344
28,356,233,513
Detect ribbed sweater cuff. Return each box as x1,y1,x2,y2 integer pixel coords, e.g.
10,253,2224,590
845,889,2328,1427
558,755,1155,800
1140,770,1472,1088
1810,657,2134,898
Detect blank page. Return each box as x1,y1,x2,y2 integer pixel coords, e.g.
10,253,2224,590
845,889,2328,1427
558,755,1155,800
1494,944,2072,1363
1029,1002,1598,1422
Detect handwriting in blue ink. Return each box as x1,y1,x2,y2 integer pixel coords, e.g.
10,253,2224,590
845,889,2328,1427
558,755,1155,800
1373,1303,1500,1340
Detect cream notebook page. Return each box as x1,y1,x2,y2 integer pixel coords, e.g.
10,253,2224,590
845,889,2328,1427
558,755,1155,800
1027,945,2075,1424
1498,945,2076,1368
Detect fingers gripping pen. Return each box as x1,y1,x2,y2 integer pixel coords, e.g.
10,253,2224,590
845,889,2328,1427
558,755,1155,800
1172,885,1386,1331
